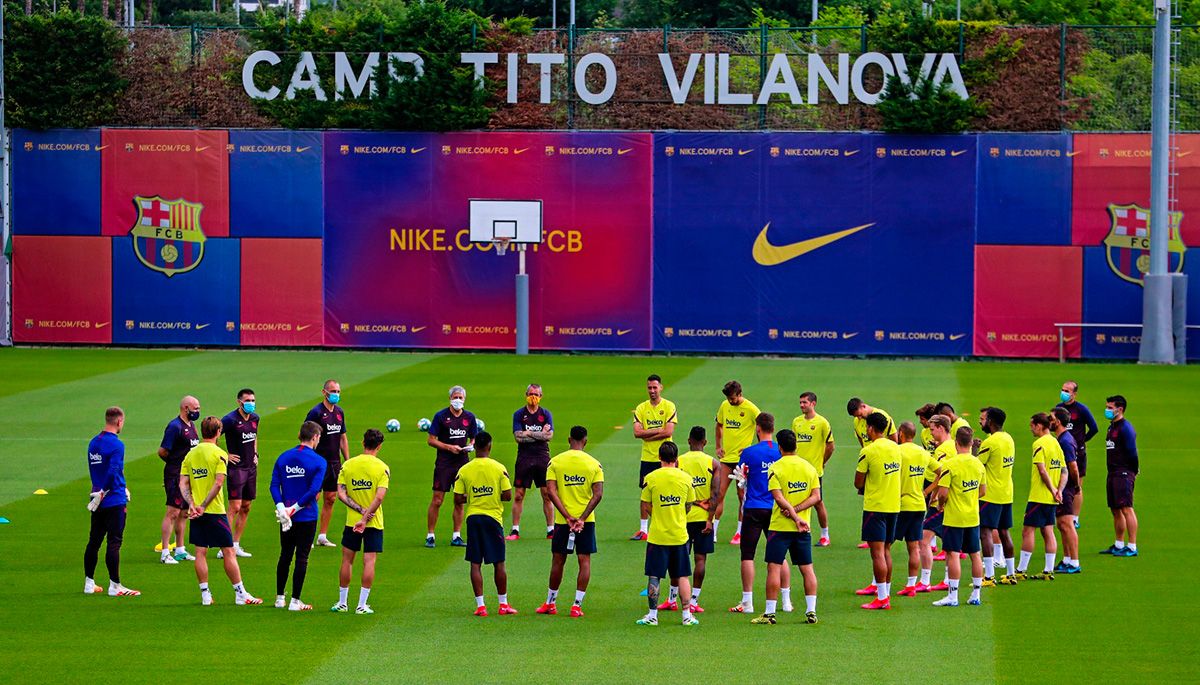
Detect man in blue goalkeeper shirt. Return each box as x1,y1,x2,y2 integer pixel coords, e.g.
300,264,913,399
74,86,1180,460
730,413,790,614
84,406,139,597
270,420,327,611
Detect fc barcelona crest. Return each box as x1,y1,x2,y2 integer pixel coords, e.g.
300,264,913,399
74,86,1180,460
1104,203,1186,286
130,196,207,278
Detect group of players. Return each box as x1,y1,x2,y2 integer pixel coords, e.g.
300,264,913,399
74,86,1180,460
81,375,1142,626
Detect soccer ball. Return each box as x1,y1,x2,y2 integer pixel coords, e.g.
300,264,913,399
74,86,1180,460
385,419,401,433
476,418,486,431
417,418,431,431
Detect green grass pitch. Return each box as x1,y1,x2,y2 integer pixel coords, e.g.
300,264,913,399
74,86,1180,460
0,348,1194,683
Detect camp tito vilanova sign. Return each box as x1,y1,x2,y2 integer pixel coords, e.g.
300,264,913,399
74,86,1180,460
242,50,968,106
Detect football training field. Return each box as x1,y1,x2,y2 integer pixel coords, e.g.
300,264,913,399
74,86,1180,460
0,348,1194,683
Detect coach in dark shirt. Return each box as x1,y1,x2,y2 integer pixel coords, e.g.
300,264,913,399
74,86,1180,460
222,388,260,557
304,379,348,548
425,384,477,548
158,395,200,563
1056,380,1099,528
1100,394,1139,558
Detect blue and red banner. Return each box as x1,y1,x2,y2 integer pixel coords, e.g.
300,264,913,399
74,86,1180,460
12,129,101,236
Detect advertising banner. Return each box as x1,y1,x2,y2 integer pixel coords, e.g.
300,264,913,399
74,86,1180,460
12,236,112,344
976,133,1072,246
229,130,324,238
973,245,1081,358
240,238,323,346
12,129,101,236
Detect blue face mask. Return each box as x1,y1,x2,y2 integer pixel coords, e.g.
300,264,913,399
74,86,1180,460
327,393,340,405
1060,390,1071,403
188,410,200,421
1104,408,1116,420
242,402,256,414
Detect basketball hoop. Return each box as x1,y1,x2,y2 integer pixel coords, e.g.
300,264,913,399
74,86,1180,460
493,237,511,256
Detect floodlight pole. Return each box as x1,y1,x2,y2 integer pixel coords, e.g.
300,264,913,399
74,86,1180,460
1140,0,1175,364
516,247,529,355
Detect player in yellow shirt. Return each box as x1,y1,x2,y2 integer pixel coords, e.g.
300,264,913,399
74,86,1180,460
751,429,821,626
637,442,700,627
976,407,1018,585
894,422,939,597
791,391,835,546
453,432,514,617
538,426,604,618
180,417,261,606
936,402,972,439
713,380,760,546
916,403,938,456
932,427,987,607
918,415,953,589
853,413,902,610
631,374,678,541
847,397,897,447
658,427,720,614
1015,413,1067,581
333,429,390,615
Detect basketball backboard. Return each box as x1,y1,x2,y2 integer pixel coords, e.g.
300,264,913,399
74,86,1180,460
469,199,543,244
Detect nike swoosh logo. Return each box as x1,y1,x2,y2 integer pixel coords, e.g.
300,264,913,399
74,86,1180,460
95,322,109,329
514,148,529,154
1179,150,1193,158
737,330,752,338
950,150,967,157
296,146,311,153
196,146,210,152
738,149,753,156
752,222,876,266
950,333,966,341
411,326,427,333
618,148,632,155
844,150,859,156
411,147,426,154
196,323,210,330
296,324,311,332
617,328,632,335
1066,150,1081,157
94,145,109,151
841,332,857,339
1063,335,1077,343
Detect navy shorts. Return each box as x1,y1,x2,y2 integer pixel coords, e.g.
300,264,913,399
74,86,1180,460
979,501,1013,530
739,508,772,561
189,513,234,549
1076,446,1087,478
896,510,925,543
341,525,383,553
687,521,715,555
322,459,341,493
1057,484,1080,518
639,461,660,488
764,531,813,566
433,455,469,493
513,456,549,489
551,522,597,555
1023,502,1057,528
645,542,692,579
465,515,505,565
164,470,185,509
226,465,257,501
941,525,981,554
1106,471,1136,509
922,506,944,536
861,511,899,544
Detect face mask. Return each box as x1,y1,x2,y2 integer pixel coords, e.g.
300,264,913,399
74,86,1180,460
1104,408,1116,420
242,402,256,414
450,399,465,411
188,410,200,421
1060,390,1071,403
527,396,540,407
327,393,340,405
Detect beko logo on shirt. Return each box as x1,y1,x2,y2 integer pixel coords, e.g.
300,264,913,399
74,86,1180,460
326,424,342,434
351,478,373,490
242,431,257,442
960,478,980,491
787,480,810,492
524,424,545,432
908,465,925,476
883,461,901,474
725,419,743,429
1106,439,1116,449
191,467,209,478
563,474,588,486
798,434,814,443
285,465,306,477
658,494,682,506
189,438,200,447
471,484,495,496
448,428,468,439
89,452,103,464
1003,455,1015,467
691,475,707,487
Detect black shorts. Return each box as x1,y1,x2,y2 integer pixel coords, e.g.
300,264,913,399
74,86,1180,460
896,510,925,543
465,515,505,565
190,513,234,549
979,501,1013,530
687,521,715,555
941,525,981,554
922,506,945,536
434,455,469,493
322,459,341,493
1023,502,1057,528
514,456,549,489
1076,446,1087,478
1106,471,1136,509
163,470,185,509
861,511,899,544
89,505,127,546
739,508,772,561
1057,484,1080,518
341,525,384,553
639,461,660,488
764,531,813,566
226,465,257,501
551,522,597,555
645,542,692,579
818,476,824,501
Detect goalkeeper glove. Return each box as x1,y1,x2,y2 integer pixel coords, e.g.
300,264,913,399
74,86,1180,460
87,490,106,512
729,467,747,490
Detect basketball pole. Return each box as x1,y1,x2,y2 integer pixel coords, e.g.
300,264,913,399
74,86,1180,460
1140,0,1176,364
516,245,529,355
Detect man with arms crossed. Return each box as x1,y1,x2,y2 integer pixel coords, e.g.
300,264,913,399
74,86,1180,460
508,383,554,540
631,374,677,541
714,380,760,544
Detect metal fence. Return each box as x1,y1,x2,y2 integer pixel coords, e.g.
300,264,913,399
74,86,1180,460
103,23,1200,130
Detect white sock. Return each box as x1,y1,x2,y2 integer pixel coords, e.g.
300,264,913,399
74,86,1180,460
161,550,170,559
547,526,554,534
1114,539,1125,549
234,541,243,550
668,586,678,602
821,527,830,538
1128,542,1138,552
452,531,462,540
199,582,209,592
1044,553,1055,573
741,591,753,605
317,534,328,542
338,586,348,605
805,594,817,612
276,594,286,604
948,579,959,601
174,546,186,554
919,568,932,585
993,542,1003,560
1063,556,1072,565
232,582,245,594
780,587,791,605
765,599,777,614
982,557,993,576
883,582,891,597
1018,550,1032,572
876,583,887,600
511,525,520,532
906,576,917,587
736,521,743,534
639,519,648,534
681,608,692,621
498,593,507,605
1005,557,1016,575
475,595,485,608
690,588,702,602
574,590,586,606
547,589,558,604
359,588,371,607
1073,515,1079,525
970,577,982,600
712,519,720,537
647,608,658,619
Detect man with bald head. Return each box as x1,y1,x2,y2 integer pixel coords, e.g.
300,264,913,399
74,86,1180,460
159,395,201,564
305,379,349,548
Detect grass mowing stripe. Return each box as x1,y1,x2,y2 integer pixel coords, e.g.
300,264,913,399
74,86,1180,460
0,348,195,397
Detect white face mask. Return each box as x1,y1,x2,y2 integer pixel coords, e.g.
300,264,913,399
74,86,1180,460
450,399,465,411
